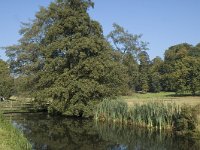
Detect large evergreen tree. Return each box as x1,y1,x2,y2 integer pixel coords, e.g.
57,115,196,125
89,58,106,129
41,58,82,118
6,0,128,117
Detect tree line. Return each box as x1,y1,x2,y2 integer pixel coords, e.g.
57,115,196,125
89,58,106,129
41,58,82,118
1,0,200,117
108,27,200,95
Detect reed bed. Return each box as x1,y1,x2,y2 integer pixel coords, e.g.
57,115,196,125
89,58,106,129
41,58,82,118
95,98,182,130
0,113,32,150
94,99,128,123
128,102,181,130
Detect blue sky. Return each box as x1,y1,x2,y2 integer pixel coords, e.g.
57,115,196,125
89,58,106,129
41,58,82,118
0,0,200,60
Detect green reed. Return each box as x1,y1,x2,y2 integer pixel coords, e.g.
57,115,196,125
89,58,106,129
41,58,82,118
95,98,128,122
128,102,181,129
95,98,181,130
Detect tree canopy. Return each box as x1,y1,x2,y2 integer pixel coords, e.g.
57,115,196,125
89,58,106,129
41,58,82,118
107,23,148,91
4,0,200,117
161,43,200,95
6,0,128,117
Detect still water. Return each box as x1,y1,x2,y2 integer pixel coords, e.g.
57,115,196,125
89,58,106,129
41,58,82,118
5,113,200,150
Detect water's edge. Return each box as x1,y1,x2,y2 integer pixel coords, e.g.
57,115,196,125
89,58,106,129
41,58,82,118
5,113,200,150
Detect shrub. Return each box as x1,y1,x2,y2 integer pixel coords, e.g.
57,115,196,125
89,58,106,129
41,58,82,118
173,105,200,136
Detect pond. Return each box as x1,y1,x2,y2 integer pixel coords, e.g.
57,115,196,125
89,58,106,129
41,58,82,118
5,113,200,150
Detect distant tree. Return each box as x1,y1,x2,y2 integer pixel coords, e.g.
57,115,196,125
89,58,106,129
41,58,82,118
0,59,13,99
162,43,192,92
107,23,148,91
13,76,30,97
149,72,161,93
107,23,148,59
149,57,163,93
188,43,200,57
159,63,175,91
162,43,200,95
151,56,163,71
122,53,138,91
136,51,150,93
5,0,129,117
173,60,189,94
184,57,200,95
164,43,191,62
171,56,200,95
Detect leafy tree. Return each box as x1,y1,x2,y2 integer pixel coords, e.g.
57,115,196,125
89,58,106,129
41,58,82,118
107,23,148,91
189,43,200,57
184,57,200,95
148,72,161,93
0,59,13,99
13,76,30,97
136,51,150,92
172,60,189,94
164,43,191,62
107,23,148,59
149,57,163,93
162,43,200,95
5,0,128,117
122,53,138,91
162,43,192,92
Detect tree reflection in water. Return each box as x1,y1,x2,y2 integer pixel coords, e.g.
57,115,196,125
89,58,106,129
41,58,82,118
6,113,200,150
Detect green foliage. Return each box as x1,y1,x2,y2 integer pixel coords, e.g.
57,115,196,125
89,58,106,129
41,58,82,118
107,23,148,91
148,57,163,93
128,102,180,129
3,0,200,119
161,43,191,92
5,0,128,116
149,72,161,93
122,53,139,90
173,105,200,136
136,51,150,92
95,99,182,130
184,57,200,95
107,23,148,57
162,43,200,95
12,76,31,97
95,98,128,122
95,99,200,133
0,60,13,99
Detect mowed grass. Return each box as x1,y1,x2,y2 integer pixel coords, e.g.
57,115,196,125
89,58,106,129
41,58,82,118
0,96,33,114
122,92,200,107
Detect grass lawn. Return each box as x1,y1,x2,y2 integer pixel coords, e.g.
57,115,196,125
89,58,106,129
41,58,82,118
0,96,33,114
122,92,200,107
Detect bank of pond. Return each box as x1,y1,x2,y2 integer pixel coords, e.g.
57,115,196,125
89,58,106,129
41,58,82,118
95,99,200,137
1,98,200,149
0,113,32,150
4,113,200,150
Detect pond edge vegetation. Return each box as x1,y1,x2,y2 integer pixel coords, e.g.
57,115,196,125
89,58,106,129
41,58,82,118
95,98,200,137
0,113,32,150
